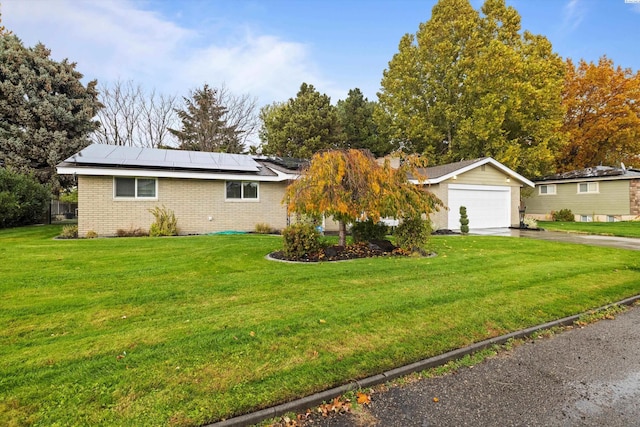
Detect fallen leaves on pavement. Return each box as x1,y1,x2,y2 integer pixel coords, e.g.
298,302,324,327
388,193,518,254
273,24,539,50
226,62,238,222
268,391,373,426
356,392,371,405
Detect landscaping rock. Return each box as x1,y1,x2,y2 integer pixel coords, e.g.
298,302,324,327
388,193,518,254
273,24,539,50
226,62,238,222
369,239,397,252
432,229,459,235
323,246,340,258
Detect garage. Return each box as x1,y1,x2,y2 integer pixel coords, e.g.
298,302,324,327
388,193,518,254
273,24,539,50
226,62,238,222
413,157,533,231
447,184,511,229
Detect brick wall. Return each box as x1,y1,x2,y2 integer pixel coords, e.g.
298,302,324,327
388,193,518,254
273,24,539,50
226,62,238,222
77,175,291,237
631,179,640,216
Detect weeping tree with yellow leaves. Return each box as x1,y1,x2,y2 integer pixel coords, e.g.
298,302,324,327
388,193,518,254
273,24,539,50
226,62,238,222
284,149,443,247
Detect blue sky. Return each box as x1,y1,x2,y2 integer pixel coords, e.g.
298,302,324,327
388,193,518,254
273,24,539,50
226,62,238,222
3,0,639,110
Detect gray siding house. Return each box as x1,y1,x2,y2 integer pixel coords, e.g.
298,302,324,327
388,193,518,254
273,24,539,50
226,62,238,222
524,165,640,222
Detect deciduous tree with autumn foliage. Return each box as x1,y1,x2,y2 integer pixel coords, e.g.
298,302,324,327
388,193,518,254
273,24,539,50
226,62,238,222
284,149,443,247
558,56,640,171
377,0,565,178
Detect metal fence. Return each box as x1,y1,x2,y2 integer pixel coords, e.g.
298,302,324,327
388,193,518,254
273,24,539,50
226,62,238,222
50,200,78,221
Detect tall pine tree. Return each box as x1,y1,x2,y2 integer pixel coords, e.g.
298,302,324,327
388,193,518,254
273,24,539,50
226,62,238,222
169,84,244,153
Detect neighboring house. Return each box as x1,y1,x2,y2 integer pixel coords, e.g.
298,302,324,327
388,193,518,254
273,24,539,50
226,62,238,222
56,144,301,237
524,165,640,222
57,146,533,236
416,158,534,231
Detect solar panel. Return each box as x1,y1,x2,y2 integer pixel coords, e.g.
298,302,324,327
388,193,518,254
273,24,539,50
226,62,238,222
169,150,191,163
66,144,260,172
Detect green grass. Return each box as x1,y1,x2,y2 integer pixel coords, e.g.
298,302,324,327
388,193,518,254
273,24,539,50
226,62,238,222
540,220,640,238
1,225,639,426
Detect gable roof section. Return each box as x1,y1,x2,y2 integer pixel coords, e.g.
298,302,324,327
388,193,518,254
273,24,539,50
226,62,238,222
536,165,640,184
412,157,534,187
57,144,300,182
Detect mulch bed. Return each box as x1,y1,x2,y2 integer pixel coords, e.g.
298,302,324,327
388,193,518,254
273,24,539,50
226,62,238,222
269,241,410,262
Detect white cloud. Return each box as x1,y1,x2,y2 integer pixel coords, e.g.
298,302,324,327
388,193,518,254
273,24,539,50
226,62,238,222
3,0,193,82
1,0,333,107
174,31,330,107
562,0,586,32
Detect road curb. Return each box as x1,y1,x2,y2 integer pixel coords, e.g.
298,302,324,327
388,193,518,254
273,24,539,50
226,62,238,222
209,295,640,427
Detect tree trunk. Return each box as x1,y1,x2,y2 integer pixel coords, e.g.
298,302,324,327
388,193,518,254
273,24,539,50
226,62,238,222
338,221,347,247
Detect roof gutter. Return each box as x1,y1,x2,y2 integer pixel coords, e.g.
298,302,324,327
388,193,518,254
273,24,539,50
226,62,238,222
56,165,298,182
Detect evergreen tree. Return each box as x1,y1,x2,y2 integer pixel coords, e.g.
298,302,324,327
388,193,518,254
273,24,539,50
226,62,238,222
0,33,101,192
169,84,244,153
258,83,340,158
336,88,393,157
459,206,469,234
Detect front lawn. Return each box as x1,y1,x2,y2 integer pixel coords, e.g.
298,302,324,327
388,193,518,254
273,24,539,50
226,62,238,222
539,220,640,238
1,226,639,426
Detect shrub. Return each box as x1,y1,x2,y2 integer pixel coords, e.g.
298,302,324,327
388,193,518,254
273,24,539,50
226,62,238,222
85,230,98,239
394,217,432,252
282,222,322,259
254,223,274,234
351,218,389,243
0,168,50,228
116,227,148,237
59,187,78,203
459,206,469,234
551,209,574,222
148,206,178,237
59,225,78,239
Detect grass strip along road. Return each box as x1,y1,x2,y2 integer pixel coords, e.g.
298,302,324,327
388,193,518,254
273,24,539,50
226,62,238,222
539,220,640,238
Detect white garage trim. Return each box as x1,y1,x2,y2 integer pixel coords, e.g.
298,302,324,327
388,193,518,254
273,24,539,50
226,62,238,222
447,184,511,229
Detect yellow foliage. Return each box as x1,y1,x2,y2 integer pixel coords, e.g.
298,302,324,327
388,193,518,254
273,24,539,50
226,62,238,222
284,149,443,231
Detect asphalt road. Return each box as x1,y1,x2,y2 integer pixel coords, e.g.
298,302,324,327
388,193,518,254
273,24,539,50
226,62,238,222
307,304,640,427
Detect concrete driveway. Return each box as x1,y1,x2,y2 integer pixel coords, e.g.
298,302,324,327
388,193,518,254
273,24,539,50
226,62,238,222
470,228,640,251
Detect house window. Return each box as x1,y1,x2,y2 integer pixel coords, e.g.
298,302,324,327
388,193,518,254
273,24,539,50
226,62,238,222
607,215,616,222
226,181,258,200
538,184,556,195
578,182,598,194
580,215,593,222
114,177,157,199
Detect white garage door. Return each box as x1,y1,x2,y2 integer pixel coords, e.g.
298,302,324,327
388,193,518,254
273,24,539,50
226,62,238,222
447,184,511,229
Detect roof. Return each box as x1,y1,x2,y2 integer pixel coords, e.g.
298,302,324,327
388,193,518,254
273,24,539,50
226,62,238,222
62,144,260,172
536,165,640,184
420,158,487,180
254,156,309,171
413,157,535,187
57,144,300,182
58,146,537,188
